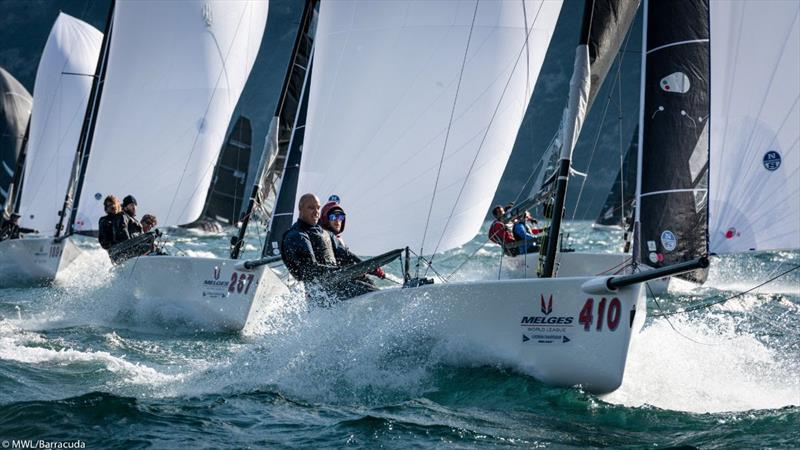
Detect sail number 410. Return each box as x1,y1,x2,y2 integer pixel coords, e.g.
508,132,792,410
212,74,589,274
579,297,621,331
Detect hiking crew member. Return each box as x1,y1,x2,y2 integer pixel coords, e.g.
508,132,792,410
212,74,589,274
488,205,539,256
141,214,158,233
0,213,38,241
488,205,517,255
512,211,540,254
281,193,377,303
98,195,130,251
319,198,385,280
122,195,143,236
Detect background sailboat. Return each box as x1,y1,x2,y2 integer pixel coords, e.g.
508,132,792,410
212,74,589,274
593,126,637,231
0,13,100,285
0,67,31,212
52,0,286,331
186,115,253,232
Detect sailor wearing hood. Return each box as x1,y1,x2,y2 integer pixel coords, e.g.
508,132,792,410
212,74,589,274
319,198,385,279
281,193,378,303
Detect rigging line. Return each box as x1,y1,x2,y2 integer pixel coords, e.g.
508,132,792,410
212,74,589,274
570,18,635,221
164,4,250,225
651,263,800,318
446,237,492,281
407,248,448,283
425,0,546,273
647,282,731,346
417,0,480,274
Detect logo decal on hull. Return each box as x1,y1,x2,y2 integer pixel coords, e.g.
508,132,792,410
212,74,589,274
213,266,220,280
540,295,553,315
521,294,574,345
522,333,571,345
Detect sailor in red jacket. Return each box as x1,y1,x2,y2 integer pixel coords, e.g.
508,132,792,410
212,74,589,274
488,205,539,256
488,205,517,254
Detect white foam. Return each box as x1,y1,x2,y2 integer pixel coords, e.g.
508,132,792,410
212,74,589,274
605,315,800,413
0,331,181,386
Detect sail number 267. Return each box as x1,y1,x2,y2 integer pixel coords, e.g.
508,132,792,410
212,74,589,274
579,297,621,332
228,272,255,295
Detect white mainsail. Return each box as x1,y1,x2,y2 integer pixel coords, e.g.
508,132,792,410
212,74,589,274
296,0,562,255
708,0,800,254
73,0,268,231
17,13,101,236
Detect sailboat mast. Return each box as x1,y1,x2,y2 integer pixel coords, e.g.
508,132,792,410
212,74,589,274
632,0,648,266
3,120,30,216
54,0,115,238
230,0,318,260
540,0,596,278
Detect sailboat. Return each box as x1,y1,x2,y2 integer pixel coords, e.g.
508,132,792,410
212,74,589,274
593,127,637,231
38,1,289,331
0,13,101,285
268,0,798,393
186,115,253,232
261,0,648,394
1,67,32,212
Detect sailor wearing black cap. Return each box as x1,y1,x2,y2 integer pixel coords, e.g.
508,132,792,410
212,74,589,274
0,213,38,241
122,195,143,237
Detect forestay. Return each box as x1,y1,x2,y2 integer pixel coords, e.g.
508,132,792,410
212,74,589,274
73,1,268,231
708,0,800,254
17,14,101,236
296,0,562,255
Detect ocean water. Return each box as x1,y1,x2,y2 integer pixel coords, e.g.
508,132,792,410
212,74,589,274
0,222,797,449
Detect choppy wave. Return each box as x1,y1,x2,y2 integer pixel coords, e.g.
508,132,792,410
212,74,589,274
1,223,798,447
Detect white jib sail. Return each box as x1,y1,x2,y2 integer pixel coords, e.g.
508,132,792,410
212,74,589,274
296,0,563,255
708,0,800,254
17,13,102,236
73,0,268,231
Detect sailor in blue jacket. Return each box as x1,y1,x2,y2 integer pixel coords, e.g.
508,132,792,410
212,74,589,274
511,211,540,254
281,193,377,303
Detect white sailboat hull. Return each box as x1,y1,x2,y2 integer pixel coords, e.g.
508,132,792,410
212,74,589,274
344,276,646,394
0,237,80,286
112,255,289,331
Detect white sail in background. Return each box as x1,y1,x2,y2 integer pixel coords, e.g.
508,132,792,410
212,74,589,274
296,0,562,255
17,13,101,236
73,0,268,231
708,0,800,254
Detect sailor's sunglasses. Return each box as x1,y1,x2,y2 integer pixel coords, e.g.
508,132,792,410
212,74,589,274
328,212,346,221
